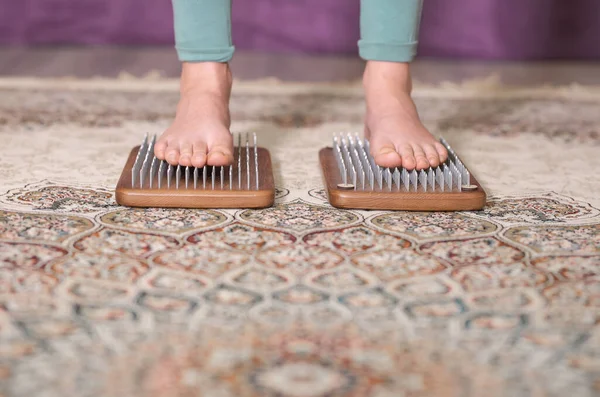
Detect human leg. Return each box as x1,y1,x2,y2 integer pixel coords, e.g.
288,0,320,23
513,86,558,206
359,0,447,169
155,0,235,167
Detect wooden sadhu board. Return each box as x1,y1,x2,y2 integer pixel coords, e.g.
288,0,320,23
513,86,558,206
319,133,486,211
115,133,275,209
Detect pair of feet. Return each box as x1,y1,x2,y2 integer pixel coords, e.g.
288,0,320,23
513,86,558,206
155,61,448,170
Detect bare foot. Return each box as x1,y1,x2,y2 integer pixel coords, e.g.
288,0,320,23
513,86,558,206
154,62,234,167
363,61,448,170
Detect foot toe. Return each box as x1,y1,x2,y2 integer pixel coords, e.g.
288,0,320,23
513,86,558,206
191,141,208,168
412,145,430,170
207,147,234,166
434,142,449,163
154,139,168,160
423,144,440,168
371,140,402,168
165,147,180,166
398,145,416,170
178,143,193,167
207,135,234,166
374,149,402,168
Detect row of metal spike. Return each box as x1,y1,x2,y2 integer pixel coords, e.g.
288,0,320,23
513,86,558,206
333,133,471,192
131,133,260,190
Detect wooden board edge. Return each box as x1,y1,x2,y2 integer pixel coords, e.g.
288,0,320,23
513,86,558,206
115,189,275,209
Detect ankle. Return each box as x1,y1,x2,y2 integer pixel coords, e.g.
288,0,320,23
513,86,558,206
363,61,412,94
180,62,232,98
363,61,417,116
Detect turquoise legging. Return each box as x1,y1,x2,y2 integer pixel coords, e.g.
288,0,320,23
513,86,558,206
172,0,424,63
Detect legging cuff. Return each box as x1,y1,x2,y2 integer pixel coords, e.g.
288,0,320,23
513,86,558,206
175,46,235,63
172,0,234,63
358,40,418,62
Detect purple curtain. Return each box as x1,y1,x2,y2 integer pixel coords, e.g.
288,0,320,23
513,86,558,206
1,0,598,60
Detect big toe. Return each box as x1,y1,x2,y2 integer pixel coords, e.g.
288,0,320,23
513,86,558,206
434,142,449,163
423,144,441,168
372,143,403,168
207,144,234,166
154,139,168,160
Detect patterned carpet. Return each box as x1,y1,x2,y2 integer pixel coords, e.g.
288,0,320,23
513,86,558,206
0,77,600,396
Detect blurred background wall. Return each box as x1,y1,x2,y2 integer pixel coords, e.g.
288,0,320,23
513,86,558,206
1,0,599,60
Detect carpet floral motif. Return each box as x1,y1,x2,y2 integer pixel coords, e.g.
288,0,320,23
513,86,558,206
504,224,600,255
100,208,229,234
0,210,94,243
369,211,497,240
3,180,117,214
476,195,599,224
0,80,599,396
240,201,361,232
